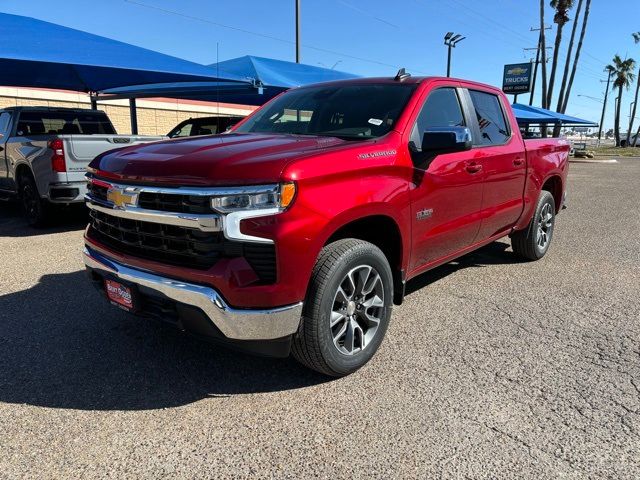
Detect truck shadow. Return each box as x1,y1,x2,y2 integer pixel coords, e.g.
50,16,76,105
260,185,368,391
405,240,523,296
0,240,520,412
0,201,89,237
0,270,328,411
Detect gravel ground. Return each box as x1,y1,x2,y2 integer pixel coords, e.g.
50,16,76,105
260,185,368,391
1,160,639,479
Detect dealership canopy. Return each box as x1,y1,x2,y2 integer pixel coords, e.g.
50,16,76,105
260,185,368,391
512,104,598,127
99,55,360,105
0,13,248,92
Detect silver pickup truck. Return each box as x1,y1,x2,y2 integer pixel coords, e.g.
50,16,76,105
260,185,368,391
0,106,165,226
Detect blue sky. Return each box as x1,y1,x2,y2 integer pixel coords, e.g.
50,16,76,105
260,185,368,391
2,0,639,130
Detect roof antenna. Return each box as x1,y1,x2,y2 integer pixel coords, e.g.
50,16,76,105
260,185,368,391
394,68,411,81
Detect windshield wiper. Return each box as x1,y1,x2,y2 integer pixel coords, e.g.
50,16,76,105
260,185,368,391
262,131,373,141
312,133,374,141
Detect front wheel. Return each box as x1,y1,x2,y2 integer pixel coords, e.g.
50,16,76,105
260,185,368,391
511,190,556,260
291,239,393,377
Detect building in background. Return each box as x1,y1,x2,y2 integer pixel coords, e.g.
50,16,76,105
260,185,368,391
0,86,255,136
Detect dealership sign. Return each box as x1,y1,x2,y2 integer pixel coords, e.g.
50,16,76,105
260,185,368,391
502,63,534,94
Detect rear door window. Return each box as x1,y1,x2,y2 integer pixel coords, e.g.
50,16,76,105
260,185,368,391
468,90,510,146
16,111,116,135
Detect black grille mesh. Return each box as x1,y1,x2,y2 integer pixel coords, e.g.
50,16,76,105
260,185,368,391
89,209,276,283
138,192,213,214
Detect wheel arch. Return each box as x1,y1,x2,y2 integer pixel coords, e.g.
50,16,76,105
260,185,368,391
541,174,563,213
14,162,37,191
324,214,407,305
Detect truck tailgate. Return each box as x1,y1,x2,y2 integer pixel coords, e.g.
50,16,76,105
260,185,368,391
63,135,166,173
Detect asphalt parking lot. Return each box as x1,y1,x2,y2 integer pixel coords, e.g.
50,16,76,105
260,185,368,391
1,159,639,479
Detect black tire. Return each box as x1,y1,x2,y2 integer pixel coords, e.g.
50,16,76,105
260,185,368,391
511,190,556,261
18,172,49,227
292,238,394,377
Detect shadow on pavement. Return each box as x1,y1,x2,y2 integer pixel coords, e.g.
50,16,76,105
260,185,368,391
0,270,329,411
405,240,523,296
0,201,88,237
0,239,521,411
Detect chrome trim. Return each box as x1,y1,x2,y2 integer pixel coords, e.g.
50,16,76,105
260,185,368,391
83,247,302,340
86,199,223,232
86,173,279,198
85,175,278,241
225,208,281,243
127,183,280,197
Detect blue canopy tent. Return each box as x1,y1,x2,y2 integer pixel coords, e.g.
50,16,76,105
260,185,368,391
0,13,250,132
98,55,360,106
512,104,597,127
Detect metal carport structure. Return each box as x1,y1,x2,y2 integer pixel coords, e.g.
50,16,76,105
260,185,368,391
511,104,598,127
97,55,360,106
0,13,249,133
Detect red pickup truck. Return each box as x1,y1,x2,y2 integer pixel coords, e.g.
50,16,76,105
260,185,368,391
83,74,569,376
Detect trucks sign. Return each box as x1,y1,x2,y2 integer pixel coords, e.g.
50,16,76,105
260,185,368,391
502,63,533,94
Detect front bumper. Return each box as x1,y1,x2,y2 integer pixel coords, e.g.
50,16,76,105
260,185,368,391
83,246,303,341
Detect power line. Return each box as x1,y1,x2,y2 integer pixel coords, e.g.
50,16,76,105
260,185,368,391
124,0,427,73
494,0,607,70
411,1,520,71
336,0,399,29
447,0,607,77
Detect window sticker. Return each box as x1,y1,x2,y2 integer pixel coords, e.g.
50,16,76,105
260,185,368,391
368,118,383,126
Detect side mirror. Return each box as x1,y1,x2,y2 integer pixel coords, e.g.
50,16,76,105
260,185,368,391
421,126,472,155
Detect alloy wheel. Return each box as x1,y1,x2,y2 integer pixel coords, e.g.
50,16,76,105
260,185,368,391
330,265,385,356
536,202,554,250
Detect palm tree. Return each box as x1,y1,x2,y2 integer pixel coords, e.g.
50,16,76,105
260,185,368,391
539,0,549,109
608,55,636,147
555,0,583,112
547,0,575,108
627,32,640,145
561,0,592,113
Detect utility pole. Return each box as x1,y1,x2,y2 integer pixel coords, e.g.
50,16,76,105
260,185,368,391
528,25,552,106
598,72,613,142
295,0,301,63
444,32,465,77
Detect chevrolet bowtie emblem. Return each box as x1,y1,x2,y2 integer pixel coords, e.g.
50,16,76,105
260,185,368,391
107,188,136,208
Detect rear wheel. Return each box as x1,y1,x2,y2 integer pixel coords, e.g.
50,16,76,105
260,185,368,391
511,190,556,260
291,239,393,377
19,172,49,227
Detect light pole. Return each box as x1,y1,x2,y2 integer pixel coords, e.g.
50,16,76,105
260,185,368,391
444,32,465,77
598,69,613,143
295,0,301,63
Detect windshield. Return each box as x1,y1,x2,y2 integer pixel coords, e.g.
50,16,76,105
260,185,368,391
235,83,416,140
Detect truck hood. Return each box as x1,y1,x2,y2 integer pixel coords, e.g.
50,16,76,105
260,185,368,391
89,133,351,186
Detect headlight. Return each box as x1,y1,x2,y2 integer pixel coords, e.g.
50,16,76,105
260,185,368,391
210,182,296,213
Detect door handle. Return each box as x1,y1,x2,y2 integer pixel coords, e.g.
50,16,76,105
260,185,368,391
513,158,525,166
465,161,482,174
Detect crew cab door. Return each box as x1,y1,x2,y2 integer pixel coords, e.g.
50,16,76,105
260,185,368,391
408,85,484,273
0,112,11,190
464,89,527,240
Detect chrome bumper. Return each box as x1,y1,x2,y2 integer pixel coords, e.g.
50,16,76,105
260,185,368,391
83,247,303,341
